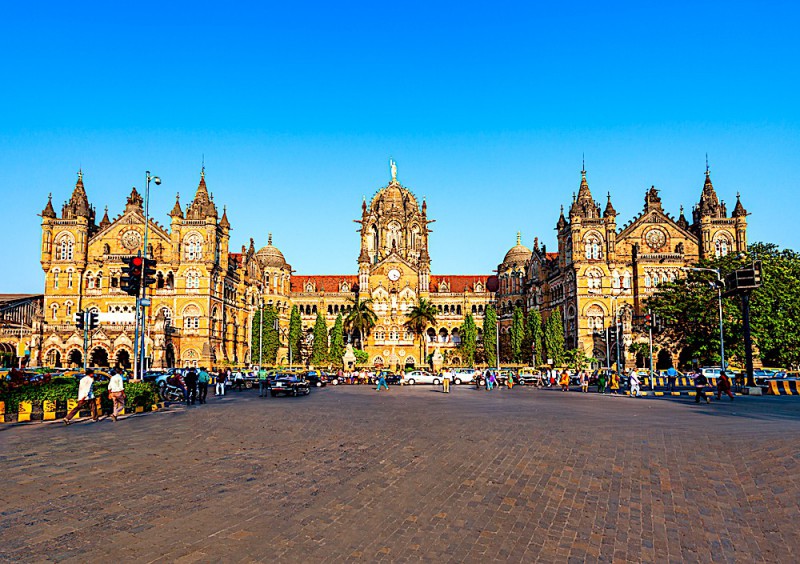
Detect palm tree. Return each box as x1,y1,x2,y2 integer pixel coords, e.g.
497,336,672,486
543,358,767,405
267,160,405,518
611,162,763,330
405,298,438,368
344,295,377,350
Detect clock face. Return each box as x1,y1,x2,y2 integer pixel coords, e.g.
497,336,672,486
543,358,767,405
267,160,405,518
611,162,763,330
388,268,401,281
121,230,142,251
644,229,667,251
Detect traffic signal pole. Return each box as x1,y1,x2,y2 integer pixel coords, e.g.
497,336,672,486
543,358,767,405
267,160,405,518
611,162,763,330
648,309,654,389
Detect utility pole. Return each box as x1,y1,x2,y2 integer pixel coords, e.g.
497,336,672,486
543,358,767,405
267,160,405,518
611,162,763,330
648,309,654,389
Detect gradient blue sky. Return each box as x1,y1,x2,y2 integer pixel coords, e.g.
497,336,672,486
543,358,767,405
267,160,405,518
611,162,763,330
2,1,798,292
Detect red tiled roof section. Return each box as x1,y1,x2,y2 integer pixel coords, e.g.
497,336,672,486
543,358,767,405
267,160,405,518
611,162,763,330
228,253,243,266
545,252,559,261
430,275,491,293
291,275,359,293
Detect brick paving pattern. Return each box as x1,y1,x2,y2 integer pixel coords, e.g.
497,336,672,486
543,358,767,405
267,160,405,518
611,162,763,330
1,385,799,562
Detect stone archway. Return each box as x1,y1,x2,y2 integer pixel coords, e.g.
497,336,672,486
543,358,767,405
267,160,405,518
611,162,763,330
90,346,109,368
656,349,673,370
45,348,62,368
115,349,131,370
68,349,82,368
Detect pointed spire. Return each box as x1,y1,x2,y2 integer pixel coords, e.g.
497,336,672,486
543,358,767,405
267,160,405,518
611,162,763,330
732,192,747,218
42,193,56,218
362,196,367,214
696,162,722,220
557,204,567,230
219,205,230,229
603,192,617,218
268,232,273,246
677,205,689,230
422,198,427,214
66,169,91,218
169,192,183,218
99,206,111,228
187,168,217,219
248,237,256,255
516,231,521,246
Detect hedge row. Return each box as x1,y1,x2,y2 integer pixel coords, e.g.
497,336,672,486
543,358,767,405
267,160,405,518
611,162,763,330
0,378,159,414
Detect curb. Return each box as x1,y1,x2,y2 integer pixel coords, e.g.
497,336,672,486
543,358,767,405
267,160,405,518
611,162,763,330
1,399,168,425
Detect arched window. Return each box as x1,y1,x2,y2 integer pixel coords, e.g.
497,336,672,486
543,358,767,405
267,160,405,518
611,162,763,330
184,233,203,261
53,270,60,289
51,303,59,320
166,272,175,289
645,273,651,288
587,268,603,292
57,235,74,261
185,270,200,290
67,270,74,289
95,271,102,290
612,270,621,289
160,307,173,327
65,301,73,317
622,271,631,289
584,233,603,260
714,233,731,257
183,305,201,330
587,304,604,331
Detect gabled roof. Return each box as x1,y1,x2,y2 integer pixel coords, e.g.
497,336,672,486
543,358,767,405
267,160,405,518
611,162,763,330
291,275,359,293
617,206,697,242
430,275,490,293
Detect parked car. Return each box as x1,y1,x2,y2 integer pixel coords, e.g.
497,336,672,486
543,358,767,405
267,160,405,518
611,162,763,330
268,374,310,397
518,368,544,386
451,368,477,385
303,370,328,387
403,370,439,385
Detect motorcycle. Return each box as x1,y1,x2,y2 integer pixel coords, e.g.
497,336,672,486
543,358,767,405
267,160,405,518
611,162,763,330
160,382,186,402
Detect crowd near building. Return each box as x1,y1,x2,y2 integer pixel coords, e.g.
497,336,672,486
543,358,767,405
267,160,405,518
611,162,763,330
0,160,747,371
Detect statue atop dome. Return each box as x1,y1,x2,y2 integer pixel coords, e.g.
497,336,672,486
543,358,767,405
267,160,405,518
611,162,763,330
390,158,397,182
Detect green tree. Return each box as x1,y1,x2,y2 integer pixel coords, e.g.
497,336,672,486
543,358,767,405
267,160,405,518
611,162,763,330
543,307,565,366
404,298,438,368
354,349,369,365
510,306,524,363
251,305,280,366
328,313,345,368
310,311,329,366
459,313,478,367
521,308,543,367
288,305,302,365
483,304,498,367
344,295,377,349
564,348,597,373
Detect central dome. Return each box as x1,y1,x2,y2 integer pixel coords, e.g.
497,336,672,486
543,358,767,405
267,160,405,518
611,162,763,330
255,234,288,269
502,233,532,266
370,181,419,214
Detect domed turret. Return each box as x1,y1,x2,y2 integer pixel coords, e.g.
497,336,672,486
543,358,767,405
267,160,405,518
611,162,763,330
502,232,532,266
256,233,288,269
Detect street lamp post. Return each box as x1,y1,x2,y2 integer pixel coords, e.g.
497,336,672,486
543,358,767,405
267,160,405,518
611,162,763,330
137,171,160,380
258,296,264,367
682,267,725,371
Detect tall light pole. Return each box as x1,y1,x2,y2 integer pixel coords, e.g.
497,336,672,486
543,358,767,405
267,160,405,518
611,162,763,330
610,296,621,373
682,266,725,371
137,171,160,380
258,296,264,367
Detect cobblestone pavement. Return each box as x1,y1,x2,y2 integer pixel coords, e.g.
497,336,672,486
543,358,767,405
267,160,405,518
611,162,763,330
1,385,799,563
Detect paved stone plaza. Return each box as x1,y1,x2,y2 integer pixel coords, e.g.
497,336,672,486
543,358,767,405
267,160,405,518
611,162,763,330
1,385,799,562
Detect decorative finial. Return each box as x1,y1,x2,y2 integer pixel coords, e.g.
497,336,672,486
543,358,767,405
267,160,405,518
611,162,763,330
705,153,710,175
104,205,108,213
560,204,564,213
48,192,52,201
516,231,521,245
77,168,83,181
268,232,273,245
680,205,684,214
201,154,205,178
607,191,611,200
581,153,585,175
736,191,741,200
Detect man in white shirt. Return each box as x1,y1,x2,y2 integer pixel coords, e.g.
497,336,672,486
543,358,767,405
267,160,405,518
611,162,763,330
108,370,125,422
442,370,452,393
64,368,98,424
629,369,641,398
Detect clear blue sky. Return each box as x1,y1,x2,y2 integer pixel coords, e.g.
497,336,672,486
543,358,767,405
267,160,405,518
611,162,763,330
1,1,798,292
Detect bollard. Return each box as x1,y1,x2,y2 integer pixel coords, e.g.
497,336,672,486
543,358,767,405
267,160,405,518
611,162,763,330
43,400,57,420
18,401,33,422
67,398,78,418
0,400,4,423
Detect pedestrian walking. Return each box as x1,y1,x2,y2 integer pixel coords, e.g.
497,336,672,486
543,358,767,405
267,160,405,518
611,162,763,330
597,371,607,394
197,367,210,404
489,371,498,390
666,365,678,392
185,367,198,405
443,370,451,393
107,369,125,421
579,371,589,393
609,371,620,395
694,371,711,404
505,371,514,390
215,370,227,395
258,367,269,397
375,372,389,391
559,370,570,392
64,368,98,424
234,371,244,391
716,370,735,401
629,369,641,397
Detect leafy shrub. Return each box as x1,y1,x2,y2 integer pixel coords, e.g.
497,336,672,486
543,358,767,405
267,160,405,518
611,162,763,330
1,380,159,414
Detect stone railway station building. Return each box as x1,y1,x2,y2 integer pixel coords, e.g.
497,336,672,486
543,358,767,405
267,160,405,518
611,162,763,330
7,162,747,371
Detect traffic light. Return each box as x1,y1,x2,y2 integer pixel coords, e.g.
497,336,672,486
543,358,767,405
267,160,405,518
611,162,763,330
143,257,157,287
74,311,85,330
644,313,652,330
88,310,100,330
753,260,762,287
121,256,144,297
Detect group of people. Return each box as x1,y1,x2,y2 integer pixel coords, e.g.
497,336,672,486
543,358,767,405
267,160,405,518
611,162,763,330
167,367,213,405
64,367,126,424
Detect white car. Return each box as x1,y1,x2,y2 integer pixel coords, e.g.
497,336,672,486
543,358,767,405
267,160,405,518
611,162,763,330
403,370,440,385
451,368,477,385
